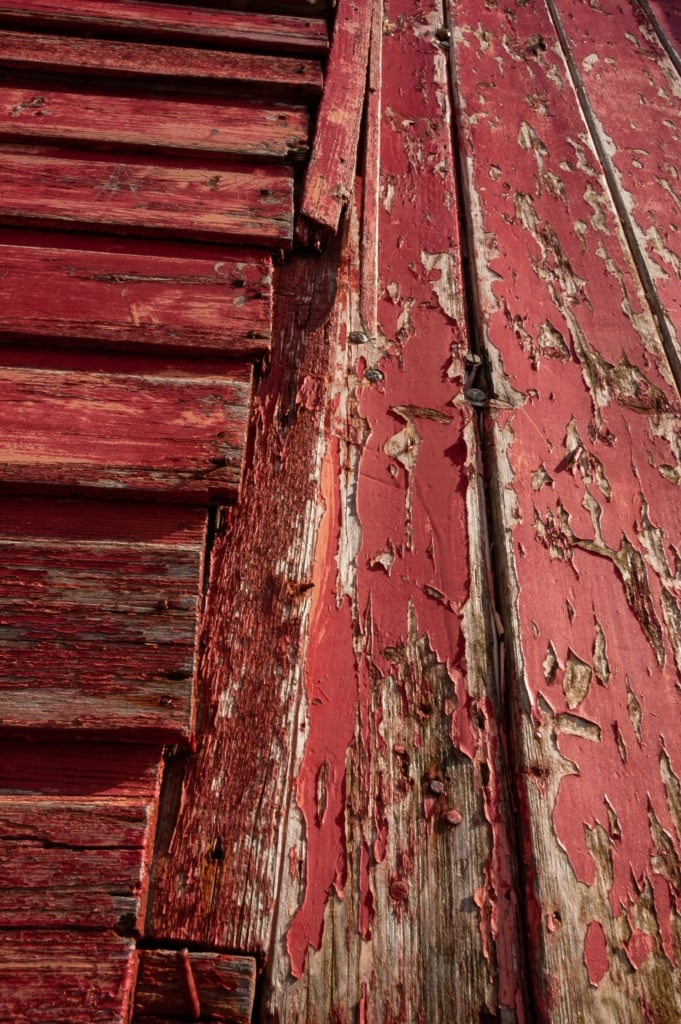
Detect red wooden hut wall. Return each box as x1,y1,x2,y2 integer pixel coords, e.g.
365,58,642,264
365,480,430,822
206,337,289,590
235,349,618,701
1,1,681,1022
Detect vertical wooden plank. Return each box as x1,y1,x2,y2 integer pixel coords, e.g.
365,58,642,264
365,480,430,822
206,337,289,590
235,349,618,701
298,0,372,240
449,0,681,1020
147,2,527,1022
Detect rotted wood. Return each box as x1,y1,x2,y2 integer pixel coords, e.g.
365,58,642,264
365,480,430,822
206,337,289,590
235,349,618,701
449,0,681,1019
0,151,294,247
0,86,310,161
0,356,251,501
298,0,372,241
133,950,256,1023
0,239,272,356
147,1,526,1022
0,500,206,737
0,31,324,99
146,214,346,959
0,1,329,56
0,742,162,1022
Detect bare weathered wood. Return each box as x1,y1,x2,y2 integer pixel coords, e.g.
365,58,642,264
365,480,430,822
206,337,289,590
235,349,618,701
0,86,309,161
0,1,329,56
0,30,324,98
0,931,137,1023
0,151,294,246
133,950,256,1023
449,0,681,1019
0,361,251,500
0,502,206,737
0,242,272,355
298,0,372,238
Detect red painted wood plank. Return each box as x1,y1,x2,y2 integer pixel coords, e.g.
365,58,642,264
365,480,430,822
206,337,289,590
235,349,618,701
0,930,136,1023
450,0,681,1018
0,151,294,246
0,1,329,56
0,537,203,736
0,86,309,162
552,0,681,359
0,362,251,500
133,951,256,1023
0,739,162,796
0,242,272,355
0,30,324,98
298,0,372,239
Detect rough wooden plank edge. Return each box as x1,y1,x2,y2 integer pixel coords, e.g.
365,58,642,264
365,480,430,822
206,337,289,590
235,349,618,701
297,0,372,243
0,1,330,57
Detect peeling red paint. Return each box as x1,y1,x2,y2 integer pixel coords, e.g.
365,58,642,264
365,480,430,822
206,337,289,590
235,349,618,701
286,439,358,978
584,920,609,987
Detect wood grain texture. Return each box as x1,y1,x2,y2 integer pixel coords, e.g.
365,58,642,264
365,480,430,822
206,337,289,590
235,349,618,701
0,1,329,56
298,0,372,238
147,2,527,1021
0,86,309,161
0,151,294,246
0,30,324,98
0,744,162,1022
0,361,251,500
0,931,137,1023
0,502,206,737
449,0,681,1019
133,950,256,1023
0,242,272,355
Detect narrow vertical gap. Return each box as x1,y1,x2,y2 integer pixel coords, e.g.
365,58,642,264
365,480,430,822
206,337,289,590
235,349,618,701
442,5,536,1021
545,0,681,394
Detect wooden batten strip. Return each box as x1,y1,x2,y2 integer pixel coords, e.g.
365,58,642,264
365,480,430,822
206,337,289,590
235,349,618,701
0,243,273,356
298,0,372,240
0,1,329,56
0,362,251,500
0,86,310,162
133,951,256,1024
0,152,294,246
0,30,324,98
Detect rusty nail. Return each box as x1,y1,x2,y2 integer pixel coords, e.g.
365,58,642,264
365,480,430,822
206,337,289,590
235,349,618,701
464,387,488,407
364,367,384,383
435,26,451,41
444,808,463,826
349,330,369,344
428,778,445,795
177,948,201,1022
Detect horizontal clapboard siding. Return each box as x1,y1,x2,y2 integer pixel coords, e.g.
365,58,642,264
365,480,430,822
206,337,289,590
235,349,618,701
0,241,272,355
0,30,324,97
0,501,206,737
0,361,252,499
0,0,329,55
0,86,309,160
0,151,294,246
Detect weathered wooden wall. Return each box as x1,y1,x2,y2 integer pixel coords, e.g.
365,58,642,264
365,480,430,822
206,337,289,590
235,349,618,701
449,0,681,1019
